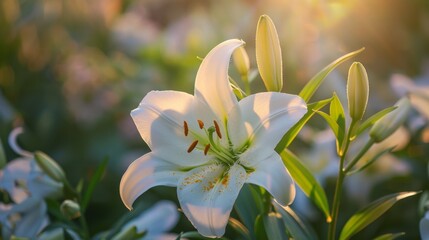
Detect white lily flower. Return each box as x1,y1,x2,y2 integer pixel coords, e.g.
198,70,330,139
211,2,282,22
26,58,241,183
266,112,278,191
120,39,307,237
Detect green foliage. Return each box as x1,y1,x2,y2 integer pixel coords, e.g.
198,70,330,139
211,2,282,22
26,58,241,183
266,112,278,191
373,232,405,240
280,149,331,221
339,192,419,240
81,158,109,212
299,48,365,102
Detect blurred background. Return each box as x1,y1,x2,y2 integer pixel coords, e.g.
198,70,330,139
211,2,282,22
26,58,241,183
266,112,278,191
1,0,429,238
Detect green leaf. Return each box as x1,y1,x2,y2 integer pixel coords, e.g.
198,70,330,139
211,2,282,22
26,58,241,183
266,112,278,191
254,215,268,240
273,203,318,240
276,98,332,152
0,138,6,168
353,106,397,139
228,217,250,240
299,48,365,102
373,232,405,240
263,213,288,240
330,93,346,154
81,158,109,212
315,110,340,139
339,192,419,240
280,149,331,221
234,184,263,239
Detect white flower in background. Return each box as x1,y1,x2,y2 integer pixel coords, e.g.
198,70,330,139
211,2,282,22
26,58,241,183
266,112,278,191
391,73,429,123
0,128,63,239
120,39,307,237
113,201,179,240
421,212,429,240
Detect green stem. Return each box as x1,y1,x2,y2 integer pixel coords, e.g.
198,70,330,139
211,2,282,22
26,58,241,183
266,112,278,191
343,140,374,173
327,121,356,240
79,213,90,239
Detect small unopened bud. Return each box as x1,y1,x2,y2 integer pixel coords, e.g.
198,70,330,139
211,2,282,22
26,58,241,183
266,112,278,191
347,62,369,121
233,46,250,77
60,199,81,219
256,15,283,92
34,151,66,183
370,98,411,142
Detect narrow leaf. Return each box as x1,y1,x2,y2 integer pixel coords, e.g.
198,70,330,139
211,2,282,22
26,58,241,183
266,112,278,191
273,203,318,240
280,149,331,221
330,93,346,152
299,48,365,102
339,192,419,240
81,158,109,212
354,106,397,138
263,213,288,240
315,110,340,139
254,215,268,240
373,232,405,240
228,217,250,240
276,98,332,152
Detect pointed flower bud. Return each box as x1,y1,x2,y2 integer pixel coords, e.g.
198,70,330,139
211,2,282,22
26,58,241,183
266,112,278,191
370,97,411,142
61,199,81,219
233,46,250,77
34,151,66,183
256,15,283,92
347,62,369,121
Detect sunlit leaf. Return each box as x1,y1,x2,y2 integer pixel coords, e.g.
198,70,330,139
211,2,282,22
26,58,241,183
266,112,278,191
315,110,340,140
330,93,346,154
263,213,288,240
299,48,365,102
339,192,419,240
81,158,109,212
228,217,250,240
273,202,318,240
276,98,332,152
280,149,331,221
373,232,405,240
353,106,397,139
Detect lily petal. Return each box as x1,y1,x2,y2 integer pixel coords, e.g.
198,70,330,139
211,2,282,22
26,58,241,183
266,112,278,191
194,39,244,121
245,152,295,206
228,92,306,155
120,153,184,210
131,91,208,166
177,163,247,238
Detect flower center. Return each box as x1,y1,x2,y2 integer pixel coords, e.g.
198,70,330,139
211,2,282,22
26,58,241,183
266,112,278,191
183,119,240,166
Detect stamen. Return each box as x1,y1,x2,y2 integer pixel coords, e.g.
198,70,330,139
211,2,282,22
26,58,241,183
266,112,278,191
213,120,222,139
204,144,211,155
183,121,189,136
187,140,199,153
197,120,204,129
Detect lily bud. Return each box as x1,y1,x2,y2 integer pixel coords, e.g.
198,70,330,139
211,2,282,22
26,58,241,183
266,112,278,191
34,151,66,183
347,62,369,121
370,98,411,142
233,46,250,77
60,199,81,219
256,15,283,92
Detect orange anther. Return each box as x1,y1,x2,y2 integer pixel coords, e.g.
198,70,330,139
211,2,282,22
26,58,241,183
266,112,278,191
213,120,222,139
204,144,211,155
187,140,199,153
197,120,204,129
183,121,189,136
